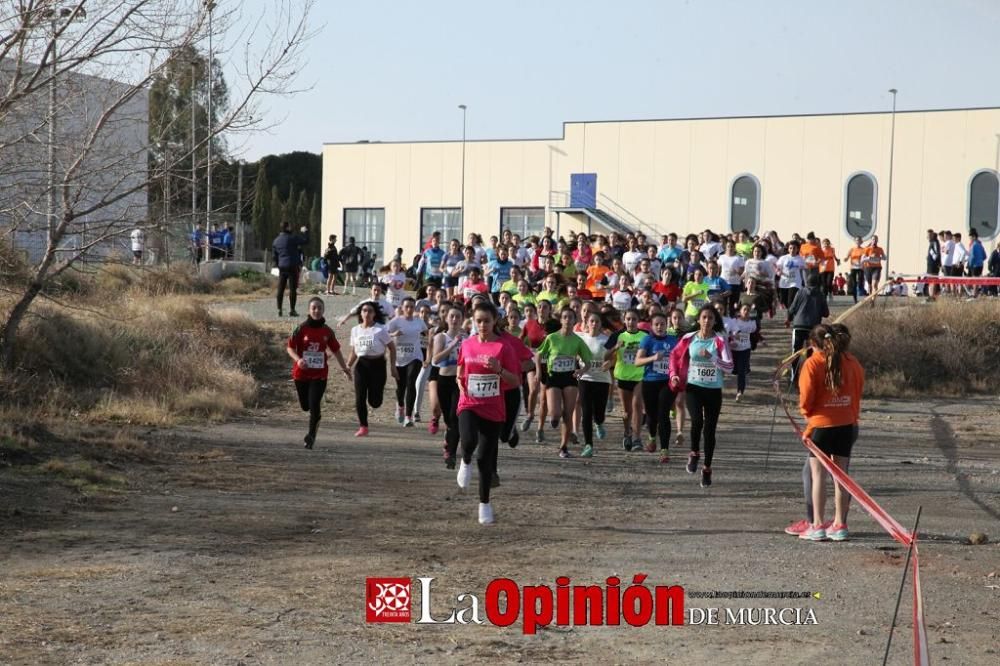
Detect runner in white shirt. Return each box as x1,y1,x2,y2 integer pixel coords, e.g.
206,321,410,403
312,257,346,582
622,238,644,274
725,303,757,400
380,259,408,310
388,297,428,427
575,312,613,457
776,242,807,309
347,301,397,437
339,283,395,326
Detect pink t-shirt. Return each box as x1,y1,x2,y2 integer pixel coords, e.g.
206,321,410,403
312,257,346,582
457,335,521,422
498,331,532,390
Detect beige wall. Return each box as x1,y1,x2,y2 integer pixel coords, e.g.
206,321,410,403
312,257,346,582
323,108,1000,276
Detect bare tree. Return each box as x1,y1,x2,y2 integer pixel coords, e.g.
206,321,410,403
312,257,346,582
0,0,315,369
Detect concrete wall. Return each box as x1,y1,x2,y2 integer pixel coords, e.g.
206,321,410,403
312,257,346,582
323,108,1000,276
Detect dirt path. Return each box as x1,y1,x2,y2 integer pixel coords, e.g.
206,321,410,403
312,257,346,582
2,295,999,664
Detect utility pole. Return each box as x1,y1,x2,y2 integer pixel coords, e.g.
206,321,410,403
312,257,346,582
885,88,898,276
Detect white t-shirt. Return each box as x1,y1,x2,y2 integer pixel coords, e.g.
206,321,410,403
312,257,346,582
700,241,723,261
622,250,644,273
718,254,746,285
610,290,634,311
726,317,757,352
130,228,144,252
744,259,775,284
351,324,392,358
576,332,611,383
776,255,806,289
952,243,968,265
381,272,407,307
942,240,956,267
388,316,427,366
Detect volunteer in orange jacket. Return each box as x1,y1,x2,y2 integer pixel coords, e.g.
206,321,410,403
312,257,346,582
797,323,865,543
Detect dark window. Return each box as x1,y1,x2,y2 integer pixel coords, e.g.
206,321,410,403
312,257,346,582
343,208,385,265
729,176,760,235
969,171,999,239
845,174,876,239
500,207,545,239
420,208,463,246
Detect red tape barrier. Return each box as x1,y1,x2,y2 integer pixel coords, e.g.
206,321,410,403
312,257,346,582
770,281,951,666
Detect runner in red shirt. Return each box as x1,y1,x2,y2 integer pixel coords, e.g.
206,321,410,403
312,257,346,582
286,297,351,449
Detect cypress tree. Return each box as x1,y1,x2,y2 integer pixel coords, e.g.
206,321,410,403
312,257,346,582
251,160,271,250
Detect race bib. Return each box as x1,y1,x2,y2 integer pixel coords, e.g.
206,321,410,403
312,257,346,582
397,343,415,358
622,349,637,365
390,292,403,307
736,331,750,348
589,359,604,371
356,336,374,353
688,364,718,384
303,351,325,369
468,374,500,398
463,287,478,300
652,359,669,375
551,356,576,373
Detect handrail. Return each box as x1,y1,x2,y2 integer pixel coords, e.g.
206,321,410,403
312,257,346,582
596,193,660,238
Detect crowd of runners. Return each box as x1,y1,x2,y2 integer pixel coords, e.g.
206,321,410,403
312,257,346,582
282,224,995,527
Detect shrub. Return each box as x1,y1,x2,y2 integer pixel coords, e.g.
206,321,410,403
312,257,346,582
848,299,1000,396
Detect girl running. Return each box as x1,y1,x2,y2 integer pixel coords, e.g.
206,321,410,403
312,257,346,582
608,309,647,451
381,259,408,311
776,241,806,310
432,306,465,469
531,298,562,442
339,283,395,326
286,297,351,449
575,312,614,457
456,301,522,525
667,307,689,446
388,297,428,427
669,305,734,487
347,302,397,436
414,302,437,428
518,302,545,432
725,303,757,400
799,324,864,542
535,307,592,458
635,311,679,462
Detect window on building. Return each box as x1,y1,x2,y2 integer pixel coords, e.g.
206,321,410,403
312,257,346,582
343,208,385,265
500,207,545,239
729,175,760,235
845,173,877,239
969,170,999,239
420,208,463,247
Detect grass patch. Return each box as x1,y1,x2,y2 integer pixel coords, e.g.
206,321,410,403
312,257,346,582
848,299,1000,397
34,459,126,494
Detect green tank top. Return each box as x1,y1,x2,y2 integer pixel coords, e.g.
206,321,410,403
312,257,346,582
614,330,648,382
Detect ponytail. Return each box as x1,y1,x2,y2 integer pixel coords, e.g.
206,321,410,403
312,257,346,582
810,323,852,393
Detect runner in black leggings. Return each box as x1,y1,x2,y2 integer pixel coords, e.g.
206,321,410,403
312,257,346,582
346,301,397,437
286,297,351,448
669,305,733,487
635,312,680,463
431,306,465,468
388,298,427,427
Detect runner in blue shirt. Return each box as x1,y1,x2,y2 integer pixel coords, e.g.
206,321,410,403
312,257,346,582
486,245,514,296
634,312,679,462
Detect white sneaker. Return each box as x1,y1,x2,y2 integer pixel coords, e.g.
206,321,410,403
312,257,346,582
456,460,472,490
478,502,495,525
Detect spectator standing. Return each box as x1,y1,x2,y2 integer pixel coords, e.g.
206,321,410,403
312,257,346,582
272,223,309,317
324,235,341,295
130,227,145,265
925,228,941,298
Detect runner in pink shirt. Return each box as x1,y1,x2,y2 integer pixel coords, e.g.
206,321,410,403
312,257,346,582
456,301,522,525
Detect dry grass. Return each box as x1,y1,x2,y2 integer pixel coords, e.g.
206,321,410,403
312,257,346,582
848,299,1000,397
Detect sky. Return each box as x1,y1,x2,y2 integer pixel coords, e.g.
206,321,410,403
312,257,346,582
229,0,1000,160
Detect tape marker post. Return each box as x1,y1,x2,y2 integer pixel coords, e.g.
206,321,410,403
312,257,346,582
772,287,929,665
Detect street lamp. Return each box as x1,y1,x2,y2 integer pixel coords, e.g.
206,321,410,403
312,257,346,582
42,6,87,244
885,88,898,276
458,104,467,231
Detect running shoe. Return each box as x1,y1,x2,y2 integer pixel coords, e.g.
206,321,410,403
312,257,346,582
354,426,369,437
507,431,519,449
558,448,572,459
491,472,501,488
622,434,633,451
289,310,299,317
800,525,828,541
700,467,712,487
456,460,472,489
429,418,440,435
478,502,495,525
277,308,283,317
659,451,670,464
395,405,405,424
444,454,455,470
521,415,535,432
595,423,606,440
645,435,656,453
569,432,580,445
413,412,422,423
404,417,414,428
735,392,743,402
675,432,685,448
303,433,315,450
783,519,810,536
581,444,594,458
686,452,700,474
669,409,676,420
827,524,849,541
535,430,545,444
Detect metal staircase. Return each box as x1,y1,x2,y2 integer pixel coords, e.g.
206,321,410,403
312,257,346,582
549,191,660,238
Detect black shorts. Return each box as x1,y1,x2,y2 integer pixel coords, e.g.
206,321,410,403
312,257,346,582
429,366,440,382
132,250,142,259
538,363,549,386
809,424,858,458
617,379,640,392
444,275,459,288
343,263,359,274
544,371,578,389
424,275,443,288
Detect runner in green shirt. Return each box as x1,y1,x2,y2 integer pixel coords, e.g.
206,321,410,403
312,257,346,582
608,309,648,450
682,266,711,318
535,307,592,458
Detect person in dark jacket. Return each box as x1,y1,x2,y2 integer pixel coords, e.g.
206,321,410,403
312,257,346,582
273,223,309,317
786,272,830,384
323,235,341,295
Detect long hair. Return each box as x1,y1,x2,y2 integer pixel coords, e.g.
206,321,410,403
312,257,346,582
356,300,386,325
809,323,851,393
